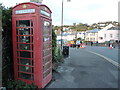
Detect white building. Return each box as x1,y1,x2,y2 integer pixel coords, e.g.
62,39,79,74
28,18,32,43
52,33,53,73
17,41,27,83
76,31,85,40
98,24,120,43
85,29,100,42
56,31,76,44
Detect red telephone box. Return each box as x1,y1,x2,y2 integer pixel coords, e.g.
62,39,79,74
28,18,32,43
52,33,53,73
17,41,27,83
12,2,52,88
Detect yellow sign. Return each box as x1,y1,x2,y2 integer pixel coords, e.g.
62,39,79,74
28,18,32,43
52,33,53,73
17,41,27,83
70,41,75,44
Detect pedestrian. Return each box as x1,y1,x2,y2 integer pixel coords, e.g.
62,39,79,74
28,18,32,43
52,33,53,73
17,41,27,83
91,42,93,46
108,41,110,47
76,40,80,48
96,41,98,46
80,42,83,48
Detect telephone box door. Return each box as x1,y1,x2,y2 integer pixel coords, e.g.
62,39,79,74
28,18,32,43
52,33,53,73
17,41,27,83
13,17,36,82
42,17,52,87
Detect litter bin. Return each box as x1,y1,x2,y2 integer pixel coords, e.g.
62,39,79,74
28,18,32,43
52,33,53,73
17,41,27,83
63,46,69,55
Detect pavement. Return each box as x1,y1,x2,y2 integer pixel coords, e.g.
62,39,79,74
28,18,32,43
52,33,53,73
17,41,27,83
47,47,119,88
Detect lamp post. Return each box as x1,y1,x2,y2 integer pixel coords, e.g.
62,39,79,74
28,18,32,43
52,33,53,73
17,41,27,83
61,0,71,49
61,0,63,49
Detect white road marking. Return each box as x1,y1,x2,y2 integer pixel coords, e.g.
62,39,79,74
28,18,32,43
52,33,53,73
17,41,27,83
86,50,120,68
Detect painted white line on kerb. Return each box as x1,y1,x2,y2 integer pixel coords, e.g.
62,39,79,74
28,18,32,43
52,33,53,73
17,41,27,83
86,50,120,68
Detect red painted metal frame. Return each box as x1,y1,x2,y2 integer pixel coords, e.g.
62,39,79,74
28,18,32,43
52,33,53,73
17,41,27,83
12,2,52,88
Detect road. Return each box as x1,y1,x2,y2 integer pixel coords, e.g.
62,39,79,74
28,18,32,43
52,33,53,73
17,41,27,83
85,46,118,63
47,46,119,88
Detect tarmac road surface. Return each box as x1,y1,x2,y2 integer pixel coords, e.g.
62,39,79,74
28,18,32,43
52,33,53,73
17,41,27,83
47,47,119,88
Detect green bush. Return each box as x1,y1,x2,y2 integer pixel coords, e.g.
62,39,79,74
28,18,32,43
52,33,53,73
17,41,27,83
52,27,63,71
6,80,38,89
52,28,63,63
1,4,14,86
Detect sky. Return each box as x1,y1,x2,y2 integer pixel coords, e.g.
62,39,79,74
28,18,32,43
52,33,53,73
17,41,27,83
0,0,119,25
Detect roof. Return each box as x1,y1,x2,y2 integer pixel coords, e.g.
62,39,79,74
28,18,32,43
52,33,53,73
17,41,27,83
12,2,52,13
107,26,119,30
86,29,100,33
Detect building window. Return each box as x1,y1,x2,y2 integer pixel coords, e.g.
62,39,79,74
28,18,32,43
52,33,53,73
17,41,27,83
110,34,113,38
86,38,89,41
117,34,119,38
104,34,106,38
90,33,95,36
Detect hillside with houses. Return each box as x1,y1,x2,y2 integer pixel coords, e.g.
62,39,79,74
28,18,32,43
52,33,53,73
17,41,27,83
54,21,119,46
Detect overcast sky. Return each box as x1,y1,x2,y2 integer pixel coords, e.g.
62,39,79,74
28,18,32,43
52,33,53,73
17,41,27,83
0,0,119,25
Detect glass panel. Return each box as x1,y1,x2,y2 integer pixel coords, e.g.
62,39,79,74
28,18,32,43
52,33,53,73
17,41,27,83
20,59,31,65
43,43,50,49
43,69,50,78
19,65,31,72
17,44,19,49
20,51,31,58
43,21,50,35
44,62,50,71
19,73,33,80
19,36,30,43
20,44,31,50
18,28,30,35
44,56,50,64
18,20,30,27
31,21,33,27
17,51,19,57
43,36,50,42
16,21,19,27
44,49,50,56
31,28,33,35
16,36,18,42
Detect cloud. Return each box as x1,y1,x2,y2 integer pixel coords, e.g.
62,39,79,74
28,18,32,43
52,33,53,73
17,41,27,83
1,0,119,25
43,0,119,25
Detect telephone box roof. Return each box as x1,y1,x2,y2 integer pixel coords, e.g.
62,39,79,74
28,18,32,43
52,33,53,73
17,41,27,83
12,2,52,13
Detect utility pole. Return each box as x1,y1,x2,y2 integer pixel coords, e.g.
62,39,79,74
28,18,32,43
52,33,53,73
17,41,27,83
61,0,71,49
61,0,63,49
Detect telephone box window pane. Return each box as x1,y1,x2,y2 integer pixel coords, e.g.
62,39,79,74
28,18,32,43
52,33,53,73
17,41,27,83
20,51,31,58
43,69,50,78
19,20,30,27
44,49,50,56
17,44,19,49
19,65,31,72
20,44,31,50
43,36,50,42
16,21,19,27
44,62,50,71
20,59,31,65
44,56,50,64
31,21,33,27
44,21,50,35
19,73,33,80
18,28,30,35
20,36,30,43
43,43,50,49
16,36,18,42
31,28,33,35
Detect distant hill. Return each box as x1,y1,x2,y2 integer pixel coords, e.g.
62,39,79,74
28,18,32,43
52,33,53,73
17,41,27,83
53,21,118,35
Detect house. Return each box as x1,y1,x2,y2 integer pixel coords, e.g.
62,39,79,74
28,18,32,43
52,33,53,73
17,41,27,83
56,30,76,44
98,24,120,43
76,31,85,40
85,29,100,42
